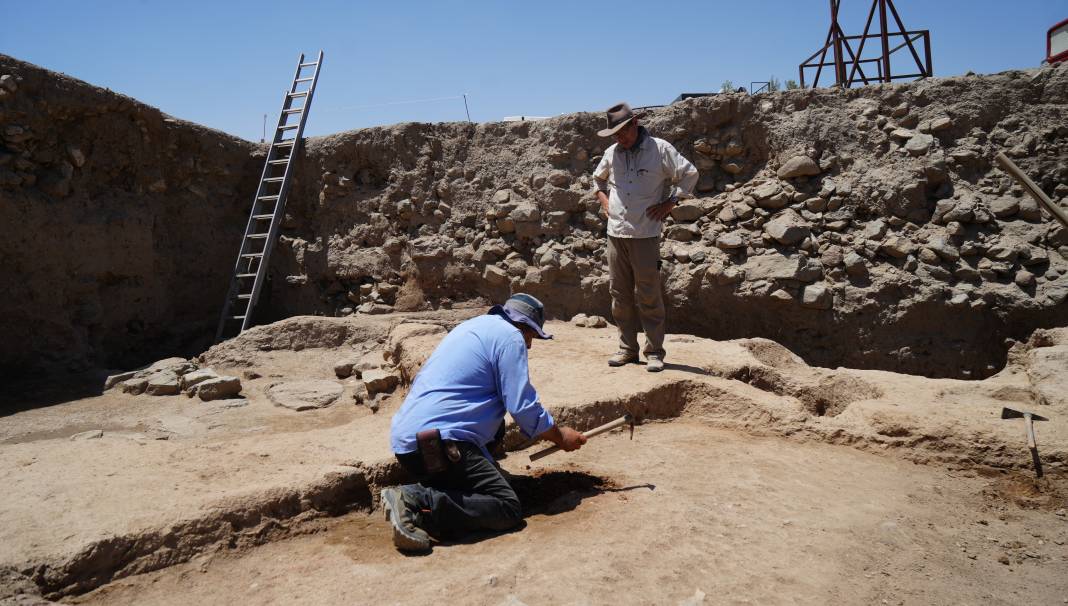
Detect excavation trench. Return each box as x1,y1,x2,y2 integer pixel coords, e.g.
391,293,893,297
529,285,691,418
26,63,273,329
9,372,1064,602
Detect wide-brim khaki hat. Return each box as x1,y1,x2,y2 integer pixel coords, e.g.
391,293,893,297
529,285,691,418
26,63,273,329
597,102,646,137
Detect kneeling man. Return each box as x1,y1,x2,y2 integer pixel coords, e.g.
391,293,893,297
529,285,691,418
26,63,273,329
384,294,587,552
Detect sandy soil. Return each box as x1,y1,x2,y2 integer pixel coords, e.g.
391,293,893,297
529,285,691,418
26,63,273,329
73,423,1067,606
1,313,1066,603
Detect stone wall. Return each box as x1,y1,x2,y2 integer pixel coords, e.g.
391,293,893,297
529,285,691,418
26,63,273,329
268,64,1068,378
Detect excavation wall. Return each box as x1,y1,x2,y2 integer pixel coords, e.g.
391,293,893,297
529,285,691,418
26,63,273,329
2,53,1067,378
274,64,1068,378
0,55,259,374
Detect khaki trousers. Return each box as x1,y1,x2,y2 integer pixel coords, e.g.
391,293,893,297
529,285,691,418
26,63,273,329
607,236,665,359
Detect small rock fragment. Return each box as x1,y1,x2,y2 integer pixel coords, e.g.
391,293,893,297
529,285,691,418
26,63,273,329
70,430,104,441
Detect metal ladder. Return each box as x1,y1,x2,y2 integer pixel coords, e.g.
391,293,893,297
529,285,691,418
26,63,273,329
215,51,324,342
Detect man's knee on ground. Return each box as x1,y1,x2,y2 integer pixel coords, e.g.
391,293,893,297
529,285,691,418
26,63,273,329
491,496,523,530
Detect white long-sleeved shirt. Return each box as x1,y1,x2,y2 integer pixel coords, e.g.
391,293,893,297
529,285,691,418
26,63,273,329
592,128,699,238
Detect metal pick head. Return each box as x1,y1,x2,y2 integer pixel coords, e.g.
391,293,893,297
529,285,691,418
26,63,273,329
1001,407,1049,422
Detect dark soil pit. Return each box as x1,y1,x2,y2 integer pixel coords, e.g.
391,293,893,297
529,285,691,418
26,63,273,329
507,468,617,516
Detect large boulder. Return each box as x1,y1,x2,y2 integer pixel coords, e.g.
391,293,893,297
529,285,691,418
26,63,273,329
197,376,242,401
801,284,833,309
180,368,221,393
741,253,805,281
144,371,181,396
904,133,934,156
776,155,821,179
764,209,811,246
715,231,747,250
362,368,401,396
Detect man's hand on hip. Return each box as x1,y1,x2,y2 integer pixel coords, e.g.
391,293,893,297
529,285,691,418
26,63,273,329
596,190,610,217
646,199,676,222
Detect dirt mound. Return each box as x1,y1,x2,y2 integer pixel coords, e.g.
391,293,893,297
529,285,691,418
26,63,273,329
198,315,389,368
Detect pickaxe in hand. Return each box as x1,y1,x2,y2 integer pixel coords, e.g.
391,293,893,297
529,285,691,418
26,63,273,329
530,414,634,462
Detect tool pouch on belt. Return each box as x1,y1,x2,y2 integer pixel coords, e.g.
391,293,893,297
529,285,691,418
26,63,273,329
416,428,461,474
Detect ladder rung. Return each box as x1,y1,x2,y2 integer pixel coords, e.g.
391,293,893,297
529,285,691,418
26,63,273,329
274,141,294,147
295,77,314,83
247,233,269,239
283,108,303,114
268,160,289,165
228,315,246,321
258,195,280,200
240,253,264,258
237,273,257,278
253,214,274,220
278,124,299,130
263,177,284,183
237,294,253,300
288,91,308,98
299,62,317,68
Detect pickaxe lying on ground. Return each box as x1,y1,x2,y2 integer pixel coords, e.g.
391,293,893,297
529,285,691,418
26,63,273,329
1001,407,1049,478
530,414,635,461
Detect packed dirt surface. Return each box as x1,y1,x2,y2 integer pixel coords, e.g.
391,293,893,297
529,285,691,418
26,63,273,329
1,313,1065,603
72,423,1068,606
3,54,1068,378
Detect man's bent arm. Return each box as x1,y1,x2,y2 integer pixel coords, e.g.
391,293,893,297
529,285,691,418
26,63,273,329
596,188,610,215
496,341,555,439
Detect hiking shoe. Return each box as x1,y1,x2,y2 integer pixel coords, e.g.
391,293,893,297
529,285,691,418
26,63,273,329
381,487,431,552
645,355,664,372
607,351,639,367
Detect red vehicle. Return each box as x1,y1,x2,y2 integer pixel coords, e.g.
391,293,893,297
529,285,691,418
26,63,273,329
1049,18,1068,64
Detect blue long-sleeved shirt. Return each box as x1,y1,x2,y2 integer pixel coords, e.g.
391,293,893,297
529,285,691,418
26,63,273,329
389,313,555,458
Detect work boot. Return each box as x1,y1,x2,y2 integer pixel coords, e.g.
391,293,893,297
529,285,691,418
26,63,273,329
381,487,431,552
607,351,639,367
645,355,664,373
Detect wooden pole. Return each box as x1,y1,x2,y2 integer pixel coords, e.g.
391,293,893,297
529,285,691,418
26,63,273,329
995,152,1068,230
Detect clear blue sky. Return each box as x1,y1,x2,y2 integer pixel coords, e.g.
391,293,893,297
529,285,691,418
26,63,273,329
4,0,1066,141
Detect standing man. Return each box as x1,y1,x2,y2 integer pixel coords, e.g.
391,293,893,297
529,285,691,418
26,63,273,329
592,102,699,372
384,294,587,552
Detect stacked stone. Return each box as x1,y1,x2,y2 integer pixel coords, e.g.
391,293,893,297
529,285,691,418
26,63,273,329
104,358,242,401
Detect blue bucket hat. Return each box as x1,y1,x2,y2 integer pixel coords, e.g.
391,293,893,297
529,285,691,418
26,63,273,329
489,293,552,340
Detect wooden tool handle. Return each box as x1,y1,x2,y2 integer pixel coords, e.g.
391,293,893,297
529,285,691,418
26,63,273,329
996,152,1068,230
529,415,631,462
1025,414,1037,450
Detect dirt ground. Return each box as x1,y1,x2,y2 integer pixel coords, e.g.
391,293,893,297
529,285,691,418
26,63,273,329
1,313,1066,604
74,423,1067,606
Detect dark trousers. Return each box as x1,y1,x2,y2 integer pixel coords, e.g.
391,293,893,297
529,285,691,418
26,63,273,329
395,441,522,539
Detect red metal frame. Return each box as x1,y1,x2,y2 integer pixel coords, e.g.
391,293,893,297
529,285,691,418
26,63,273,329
800,0,933,88
1049,18,1068,64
